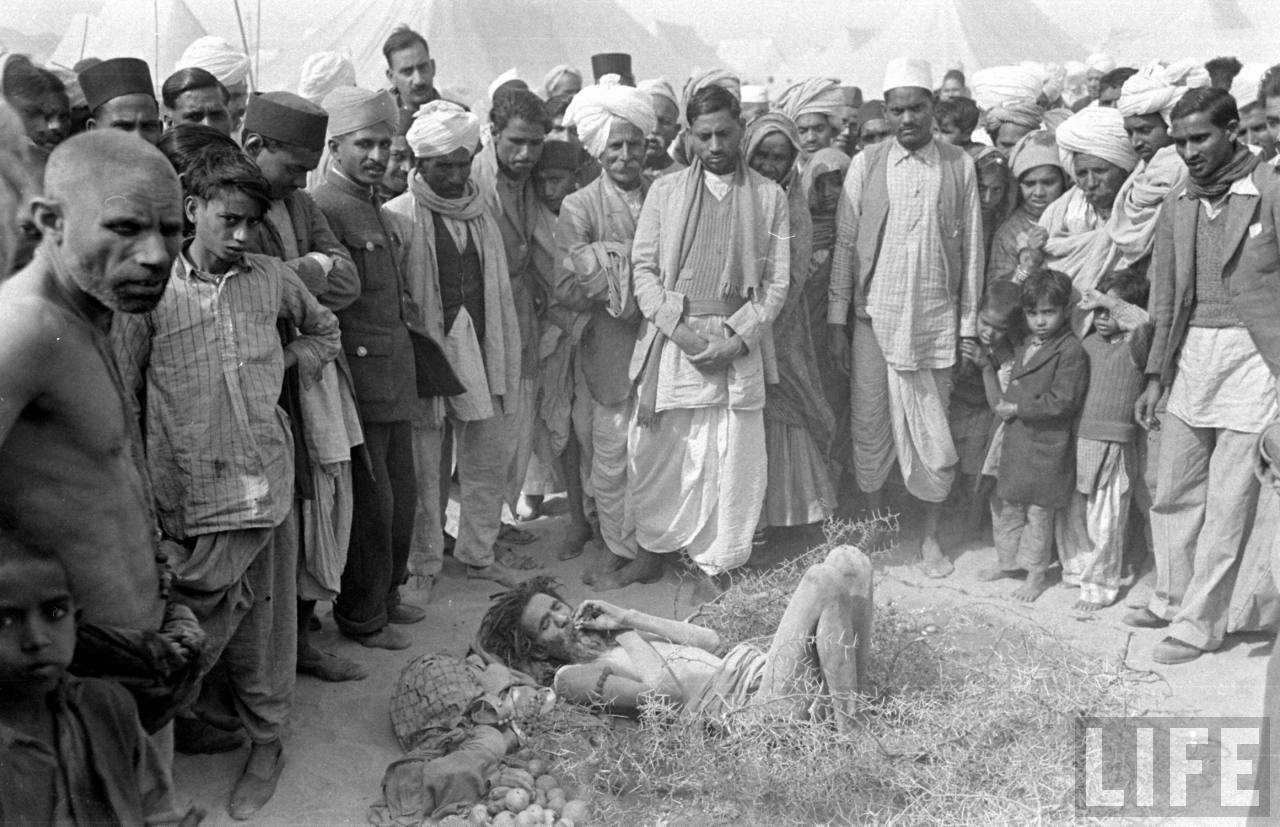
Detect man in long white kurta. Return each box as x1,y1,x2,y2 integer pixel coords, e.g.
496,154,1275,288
627,85,789,580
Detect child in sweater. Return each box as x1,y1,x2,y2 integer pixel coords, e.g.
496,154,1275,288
979,270,1089,603
0,530,200,825
1059,269,1152,610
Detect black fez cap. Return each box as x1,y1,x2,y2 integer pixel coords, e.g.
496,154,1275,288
79,57,155,112
591,53,633,82
242,91,329,151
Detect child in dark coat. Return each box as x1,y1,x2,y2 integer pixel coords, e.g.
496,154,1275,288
979,270,1090,602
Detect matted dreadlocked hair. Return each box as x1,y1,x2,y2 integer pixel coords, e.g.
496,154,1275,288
475,575,565,685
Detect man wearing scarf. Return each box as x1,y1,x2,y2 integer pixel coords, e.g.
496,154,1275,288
1130,87,1280,664
311,87,421,662
553,78,657,588
626,85,789,582
828,58,984,579
386,101,525,588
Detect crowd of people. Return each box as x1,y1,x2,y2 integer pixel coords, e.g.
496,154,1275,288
1,23,1280,823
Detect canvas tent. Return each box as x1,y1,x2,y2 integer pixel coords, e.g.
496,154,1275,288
261,0,719,102
842,0,1083,91
47,0,207,79
1102,0,1275,66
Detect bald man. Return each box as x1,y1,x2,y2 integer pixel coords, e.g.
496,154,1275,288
0,131,182,634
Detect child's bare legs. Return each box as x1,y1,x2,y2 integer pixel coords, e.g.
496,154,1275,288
978,496,1025,581
757,545,873,730
1011,504,1054,602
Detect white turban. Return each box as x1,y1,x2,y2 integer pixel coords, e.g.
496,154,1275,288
971,65,1043,111
564,75,657,158
487,68,520,102
1231,62,1268,110
176,36,249,87
1086,53,1117,74
298,52,356,105
1116,60,1198,125
542,64,582,98
638,78,678,111
406,100,480,159
1055,106,1139,177
776,77,844,123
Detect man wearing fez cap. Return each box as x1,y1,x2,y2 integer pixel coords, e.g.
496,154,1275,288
311,87,428,656
591,52,634,86
79,57,163,145
241,91,367,679
828,56,983,580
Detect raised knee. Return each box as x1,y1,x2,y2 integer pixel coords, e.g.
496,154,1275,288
825,544,872,585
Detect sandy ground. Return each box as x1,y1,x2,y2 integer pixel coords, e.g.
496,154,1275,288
174,496,1272,825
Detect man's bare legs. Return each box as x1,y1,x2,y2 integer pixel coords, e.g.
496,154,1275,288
559,432,594,561
756,545,873,732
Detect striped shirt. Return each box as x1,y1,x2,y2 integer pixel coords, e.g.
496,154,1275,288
112,249,341,538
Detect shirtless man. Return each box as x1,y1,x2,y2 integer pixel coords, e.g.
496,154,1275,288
0,131,182,636
477,545,873,730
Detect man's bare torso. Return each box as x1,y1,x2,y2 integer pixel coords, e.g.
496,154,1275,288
0,265,163,631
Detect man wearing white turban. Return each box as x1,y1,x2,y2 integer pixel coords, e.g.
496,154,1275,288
555,78,659,588
1036,106,1140,295
176,36,250,133
638,78,683,182
310,87,419,663
829,57,984,578
543,64,583,100
1231,63,1275,158
1075,53,1118,111
388,100,527,589
972,65,1045,155
776,77,845,166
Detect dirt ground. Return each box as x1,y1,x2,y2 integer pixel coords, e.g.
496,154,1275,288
174,495,1273,825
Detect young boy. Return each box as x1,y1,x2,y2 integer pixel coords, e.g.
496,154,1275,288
0,531,199,824
934,97,983,153
1059,269,1152,610
979,270,1089,602
113,147,341,819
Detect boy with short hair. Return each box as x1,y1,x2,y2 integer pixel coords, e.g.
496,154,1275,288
113,147,341,819
1059,269,1152,610
934,97,982,153
0,530,198,825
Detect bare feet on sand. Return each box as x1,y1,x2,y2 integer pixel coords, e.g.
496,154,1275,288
1012,570,1048,602
1073,599,1107,612
559,521,594,561
917,536,954,578
586,550,664,591
976,566,1023,582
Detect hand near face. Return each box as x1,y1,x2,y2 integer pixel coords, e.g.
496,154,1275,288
574,599,628,631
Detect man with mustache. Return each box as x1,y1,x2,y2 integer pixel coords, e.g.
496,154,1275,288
384,26,445,126
828,58,984,580
1130,86,1280,665
311,87,421,663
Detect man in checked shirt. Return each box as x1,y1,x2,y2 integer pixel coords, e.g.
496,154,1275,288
113,147,341,820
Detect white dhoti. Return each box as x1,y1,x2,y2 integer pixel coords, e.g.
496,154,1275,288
850,317,956,502
1059,439,1133,606
593,396,638,559
629,405,766,575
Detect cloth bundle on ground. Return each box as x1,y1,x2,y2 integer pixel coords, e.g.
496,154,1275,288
377,652,553,823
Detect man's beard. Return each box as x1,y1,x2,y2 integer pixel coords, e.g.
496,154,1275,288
543,625,612,665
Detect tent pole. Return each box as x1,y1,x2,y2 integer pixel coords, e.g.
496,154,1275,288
153,0,160,80
233,0,256,91
79,15,88,63
255,0,261,90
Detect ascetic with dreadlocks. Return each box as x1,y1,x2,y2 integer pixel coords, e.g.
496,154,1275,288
475,546,874,729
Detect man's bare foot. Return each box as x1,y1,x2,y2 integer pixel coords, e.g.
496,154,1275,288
1073,599,1106,612
918,536,953,578
1012,570,1049,602
976,566,1023,582
588,550,664,591
559,521,594,561
467,561,529,588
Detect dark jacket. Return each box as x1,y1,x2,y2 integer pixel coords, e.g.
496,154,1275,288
1147,163,1280,383
996,325,1089,508
312,171,419,423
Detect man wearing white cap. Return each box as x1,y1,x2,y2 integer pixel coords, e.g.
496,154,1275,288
176,35,250,134
554,78,658,589
311,87,422,661
740,84,769,123
828,57,983,578
385,101,526,588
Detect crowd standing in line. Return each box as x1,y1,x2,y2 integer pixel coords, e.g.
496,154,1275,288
2,25,1280,822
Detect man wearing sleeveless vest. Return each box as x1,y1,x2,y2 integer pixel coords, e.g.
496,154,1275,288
828,58,984,579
